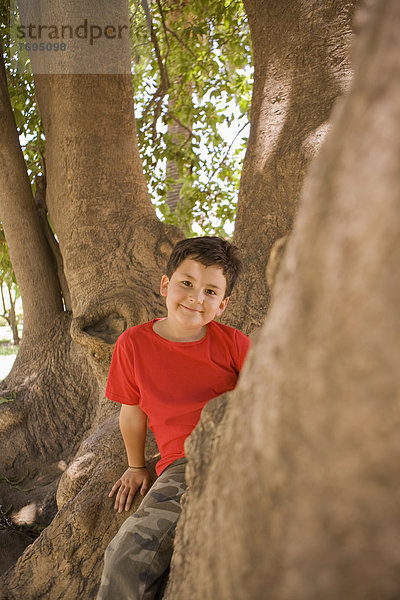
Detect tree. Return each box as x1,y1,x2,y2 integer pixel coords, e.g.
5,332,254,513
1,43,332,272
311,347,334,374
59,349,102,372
0,1,359,598
165,1,400,597
228,0,357,332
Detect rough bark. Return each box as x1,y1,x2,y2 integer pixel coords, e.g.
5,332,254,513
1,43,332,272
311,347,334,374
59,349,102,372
165,1,400,598
1,414,160,600
0,46,95,530
1,0,392,597
228,0,357,333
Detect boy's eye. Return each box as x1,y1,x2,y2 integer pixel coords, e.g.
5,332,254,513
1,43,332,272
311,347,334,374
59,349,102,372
182,280,192,286
205,289,216,295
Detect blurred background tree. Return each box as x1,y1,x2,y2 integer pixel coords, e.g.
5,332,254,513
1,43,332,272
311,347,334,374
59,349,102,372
0,226,20,345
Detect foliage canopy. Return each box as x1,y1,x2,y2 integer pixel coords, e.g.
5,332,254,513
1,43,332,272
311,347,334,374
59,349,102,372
0,0,253,308
130,0,252,236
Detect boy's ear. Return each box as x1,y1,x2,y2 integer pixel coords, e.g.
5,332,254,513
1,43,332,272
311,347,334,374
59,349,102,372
160,274,169,297
215,296,229,317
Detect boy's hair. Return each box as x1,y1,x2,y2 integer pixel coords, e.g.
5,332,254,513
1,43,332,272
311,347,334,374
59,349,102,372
166,236,242,297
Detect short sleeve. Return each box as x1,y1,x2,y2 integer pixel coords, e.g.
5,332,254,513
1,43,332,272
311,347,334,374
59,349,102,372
234,329,251,372
105,333,140,405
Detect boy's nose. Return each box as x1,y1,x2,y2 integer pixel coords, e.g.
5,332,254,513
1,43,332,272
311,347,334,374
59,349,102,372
188,290,203,303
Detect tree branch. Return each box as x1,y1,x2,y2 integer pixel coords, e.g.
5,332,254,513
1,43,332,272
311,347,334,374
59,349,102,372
155,0,171,58
207,121,249,184
165,111,193,139
0,46,63,335
141,0,169,93
33,175,72,311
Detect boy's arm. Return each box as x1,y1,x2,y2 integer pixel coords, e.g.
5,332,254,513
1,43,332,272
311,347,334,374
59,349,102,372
109,404,151,512
120,404,147,467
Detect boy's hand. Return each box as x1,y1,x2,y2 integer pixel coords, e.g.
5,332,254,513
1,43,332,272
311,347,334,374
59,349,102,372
109,468,150,513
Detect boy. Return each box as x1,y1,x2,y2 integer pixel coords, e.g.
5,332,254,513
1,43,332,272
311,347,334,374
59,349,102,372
97,236,250,600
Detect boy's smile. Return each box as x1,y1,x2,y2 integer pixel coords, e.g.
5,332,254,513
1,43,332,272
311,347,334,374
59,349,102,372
154,258,229,342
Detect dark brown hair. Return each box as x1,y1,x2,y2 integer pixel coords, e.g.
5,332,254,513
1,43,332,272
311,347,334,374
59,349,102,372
166,236,242,297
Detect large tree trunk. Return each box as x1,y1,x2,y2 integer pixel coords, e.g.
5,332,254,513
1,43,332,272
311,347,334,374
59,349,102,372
0,42,94,501
165,1,400,598
228,0,357,332
0,0,385,598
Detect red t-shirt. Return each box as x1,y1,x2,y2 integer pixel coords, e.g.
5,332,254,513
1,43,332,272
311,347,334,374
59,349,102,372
106,318,251,475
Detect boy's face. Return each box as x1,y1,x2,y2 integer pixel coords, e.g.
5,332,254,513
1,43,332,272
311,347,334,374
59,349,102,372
160,258,229,333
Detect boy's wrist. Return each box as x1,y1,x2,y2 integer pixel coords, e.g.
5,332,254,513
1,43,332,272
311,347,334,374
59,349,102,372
128,465,146,470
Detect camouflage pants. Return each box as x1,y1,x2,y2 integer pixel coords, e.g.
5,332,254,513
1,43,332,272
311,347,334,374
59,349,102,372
97,458,187,600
